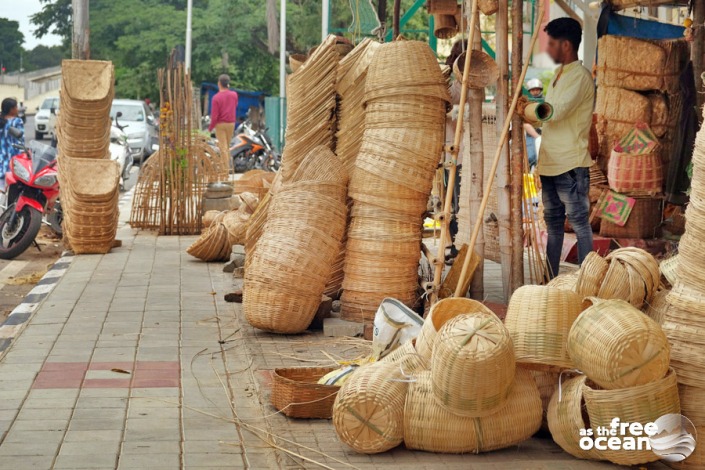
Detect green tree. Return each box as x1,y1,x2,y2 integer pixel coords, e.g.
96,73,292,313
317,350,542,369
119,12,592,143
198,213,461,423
24,45,66,71
0,18,25,72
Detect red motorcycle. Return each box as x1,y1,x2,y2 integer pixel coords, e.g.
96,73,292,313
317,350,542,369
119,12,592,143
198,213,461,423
0,127,61,259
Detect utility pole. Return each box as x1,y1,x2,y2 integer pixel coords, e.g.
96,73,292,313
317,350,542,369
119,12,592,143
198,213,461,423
280,0,287,147
322,0,329,42
185,0,193,72
71,0,90,60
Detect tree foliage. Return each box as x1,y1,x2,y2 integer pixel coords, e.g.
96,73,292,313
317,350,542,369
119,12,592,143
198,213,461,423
27,0,433,100
0,18,25,71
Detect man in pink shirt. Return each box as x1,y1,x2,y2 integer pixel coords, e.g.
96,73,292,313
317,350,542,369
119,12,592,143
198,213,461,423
208,74,239,163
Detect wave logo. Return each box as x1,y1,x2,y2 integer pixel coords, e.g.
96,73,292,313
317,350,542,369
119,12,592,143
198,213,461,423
649,414,697,463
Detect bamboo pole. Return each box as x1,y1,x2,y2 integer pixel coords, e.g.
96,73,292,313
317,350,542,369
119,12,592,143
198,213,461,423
454,0,546,297
510,0,525,292
467,10,485,300
694,0,705,114
495,0,512,301
430,0,481,304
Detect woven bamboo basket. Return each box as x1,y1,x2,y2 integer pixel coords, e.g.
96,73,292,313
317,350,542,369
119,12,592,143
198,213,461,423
404,368,541,453
596,35,666,91
608,150,663,195
61,59,115,102
505,286,584,370
426,0,458,14
416,298,492,359
202,210,222,228
595,87,652,161
531,369,559,432
289,53,307,72
271,367,340,419
649,93,670,137
222,210,251,246
679,383,705,427
332,361,408,454
380,339,428,375
434,14,458,39
453,51,499,90
478,0,499,15
431,312,515,417
547,375,601,461
567,299,670,389
583,369,680,466
574,252,609,297
186,213,231,262
667,433,705,470
597,247,661,309
546,272,578,290
645,288,669,326
661,254,679,287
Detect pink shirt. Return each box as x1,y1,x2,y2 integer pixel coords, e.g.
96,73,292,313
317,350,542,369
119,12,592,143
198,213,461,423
208,90,238,131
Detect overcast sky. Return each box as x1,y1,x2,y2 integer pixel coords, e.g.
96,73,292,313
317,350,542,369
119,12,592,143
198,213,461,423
1,0,63,49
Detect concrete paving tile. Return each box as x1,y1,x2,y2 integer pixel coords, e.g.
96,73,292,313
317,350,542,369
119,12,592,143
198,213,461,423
130,387,180,398
122,427,181,442
27,388,81,399
125,417,180,432
0,455,55,469
72,407,125,420
17,407,73,420
183,440,243,454
120,440,180,454
22,397,77,409
79,387,130,398
63,429,123,442
53,452,118,469
75,396,128,408
0,440,61,456
185,452,244,467
58,440,121,455
117,452,181,468
68,418,125,431
10,419,68,432
2,429,64,443
127,406,180,420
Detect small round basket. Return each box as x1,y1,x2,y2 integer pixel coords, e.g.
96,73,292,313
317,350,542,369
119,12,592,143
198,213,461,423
333,361,408,454
416,298,491,359
505,285,584,370
404,368,541,454
380,339,429,375
547,375,601,461
583,368,680,466
574,251,609,297
567,299,670,389
453,50,499,90
426,0,458,14
433,13,458,39
598,247,660,309
271,367,341,419
431,312,515,417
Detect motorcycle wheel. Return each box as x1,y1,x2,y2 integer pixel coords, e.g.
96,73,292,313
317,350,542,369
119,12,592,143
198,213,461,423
0,205,42,260
266,154,281,172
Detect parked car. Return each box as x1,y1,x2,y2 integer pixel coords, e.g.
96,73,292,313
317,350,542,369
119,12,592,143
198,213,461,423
109,99,159,162
34,97,59,140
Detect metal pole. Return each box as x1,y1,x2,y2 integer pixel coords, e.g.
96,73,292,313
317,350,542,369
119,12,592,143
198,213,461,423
280,0,287,147
71,0,90,60
185,0,193,72
322,0,329,42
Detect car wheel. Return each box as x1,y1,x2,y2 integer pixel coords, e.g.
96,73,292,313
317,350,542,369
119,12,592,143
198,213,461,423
35,132,44,140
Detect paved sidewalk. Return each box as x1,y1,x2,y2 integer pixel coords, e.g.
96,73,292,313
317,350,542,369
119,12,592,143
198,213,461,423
0,216,636,469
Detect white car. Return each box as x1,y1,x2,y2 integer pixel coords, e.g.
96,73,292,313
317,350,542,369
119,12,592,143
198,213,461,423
109,99,159,161
34,97,59,140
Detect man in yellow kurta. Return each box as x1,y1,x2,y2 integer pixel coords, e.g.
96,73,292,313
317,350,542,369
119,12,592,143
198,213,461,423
538,17,595,278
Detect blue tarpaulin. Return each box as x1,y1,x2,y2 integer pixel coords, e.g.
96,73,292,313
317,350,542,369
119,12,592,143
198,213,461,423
200,83,266,122
598,7,685,40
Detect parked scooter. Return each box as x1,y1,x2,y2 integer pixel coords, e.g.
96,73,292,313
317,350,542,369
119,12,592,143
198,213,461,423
230,121,281,173
110,114,134,188
0,127,61,259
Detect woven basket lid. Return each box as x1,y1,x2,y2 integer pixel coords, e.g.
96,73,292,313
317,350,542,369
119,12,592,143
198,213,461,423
453,50,499,89
61,59,115,102
332,361,408,454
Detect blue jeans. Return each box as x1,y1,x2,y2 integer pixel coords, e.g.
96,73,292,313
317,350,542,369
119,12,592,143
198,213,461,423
526,134,537,167
540,167,593,278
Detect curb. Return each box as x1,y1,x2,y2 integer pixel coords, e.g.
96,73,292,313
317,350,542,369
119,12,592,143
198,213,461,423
0,253,75,358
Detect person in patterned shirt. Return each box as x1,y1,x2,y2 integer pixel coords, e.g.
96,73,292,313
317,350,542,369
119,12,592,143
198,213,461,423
0,98,24,191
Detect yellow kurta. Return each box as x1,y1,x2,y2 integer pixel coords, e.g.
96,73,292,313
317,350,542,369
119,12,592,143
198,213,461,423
538,60,595,177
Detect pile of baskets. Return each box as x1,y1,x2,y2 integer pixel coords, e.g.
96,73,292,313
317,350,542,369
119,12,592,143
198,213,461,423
57,60,120,254
340,40,450,322
333,298,542,455
658,105,705,468
244,146,348,334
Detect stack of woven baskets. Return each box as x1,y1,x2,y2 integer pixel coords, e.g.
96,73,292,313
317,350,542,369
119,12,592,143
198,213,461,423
57,60,120,254
324,39,380,299
333,298,542,454
244,146,348,334
279,35,338,183
595,35,689,239
659,106,705,468
339,40,450,322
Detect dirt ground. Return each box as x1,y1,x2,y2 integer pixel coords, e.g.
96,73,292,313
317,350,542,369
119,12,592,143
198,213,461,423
0,225,64,322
